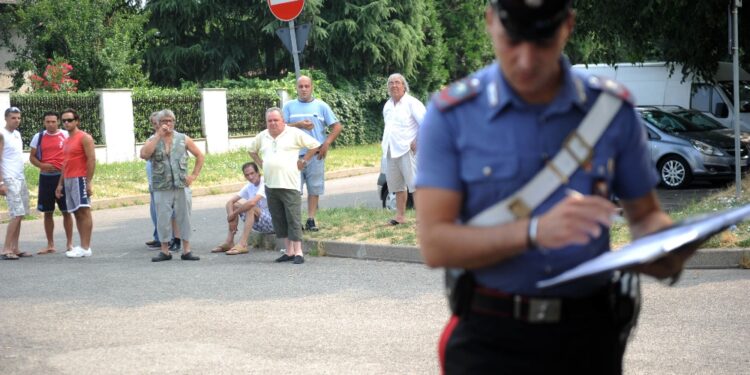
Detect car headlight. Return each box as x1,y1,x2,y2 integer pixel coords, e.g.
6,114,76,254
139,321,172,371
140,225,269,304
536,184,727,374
690,140,725,156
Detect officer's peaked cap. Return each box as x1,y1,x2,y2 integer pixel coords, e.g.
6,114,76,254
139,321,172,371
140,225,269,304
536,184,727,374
490,0,573,41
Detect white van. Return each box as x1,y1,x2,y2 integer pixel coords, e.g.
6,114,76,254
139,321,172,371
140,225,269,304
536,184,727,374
572,62,750,131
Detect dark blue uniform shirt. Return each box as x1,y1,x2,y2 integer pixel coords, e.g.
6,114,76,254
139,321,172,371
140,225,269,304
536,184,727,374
416,59,659,297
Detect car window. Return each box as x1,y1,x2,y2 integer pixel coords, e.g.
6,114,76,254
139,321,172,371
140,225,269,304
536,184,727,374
640,110,706,133
691,84,726,116
672,111,724,131
718,81,750,113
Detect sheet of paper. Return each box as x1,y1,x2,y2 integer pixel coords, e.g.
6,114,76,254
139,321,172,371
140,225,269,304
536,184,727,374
537,204,750,289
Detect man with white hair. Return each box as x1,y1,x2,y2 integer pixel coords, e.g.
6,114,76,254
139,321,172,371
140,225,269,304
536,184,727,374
140,109,204,262
381,73,425,225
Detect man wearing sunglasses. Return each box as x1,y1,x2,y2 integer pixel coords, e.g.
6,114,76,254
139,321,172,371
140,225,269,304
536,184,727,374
416,1,695,373
55,108,96,258
0,107,31,260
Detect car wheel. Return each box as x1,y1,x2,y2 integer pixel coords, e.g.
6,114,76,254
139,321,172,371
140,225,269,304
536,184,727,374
658,156,692,189
381,183,414,210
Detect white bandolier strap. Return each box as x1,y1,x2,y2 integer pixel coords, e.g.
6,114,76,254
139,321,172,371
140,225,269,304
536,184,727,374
469,92,623,227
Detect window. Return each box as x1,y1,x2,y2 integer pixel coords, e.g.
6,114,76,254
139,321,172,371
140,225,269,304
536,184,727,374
691,84,727,117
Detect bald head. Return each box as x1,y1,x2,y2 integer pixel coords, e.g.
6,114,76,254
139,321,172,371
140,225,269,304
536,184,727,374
296,75,313,102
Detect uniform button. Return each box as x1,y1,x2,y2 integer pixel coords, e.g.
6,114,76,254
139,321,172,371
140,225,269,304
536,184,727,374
483,166,492,176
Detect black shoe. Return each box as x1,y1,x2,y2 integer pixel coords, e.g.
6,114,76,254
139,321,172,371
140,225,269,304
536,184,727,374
151,252,172,262
169,238,181,252
305,218,319,232
181,252,200,261
293,255,304,264
145,240,160,248
275,254,295,262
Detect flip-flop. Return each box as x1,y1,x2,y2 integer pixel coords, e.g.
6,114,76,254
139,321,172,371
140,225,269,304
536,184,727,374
37,248,56,255
15,252,33,258
211,243,232,253
226,245,249,255
388,219,402,226
1,253,19,260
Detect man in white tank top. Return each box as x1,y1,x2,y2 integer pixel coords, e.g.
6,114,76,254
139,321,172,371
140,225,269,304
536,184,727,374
0,107,31,260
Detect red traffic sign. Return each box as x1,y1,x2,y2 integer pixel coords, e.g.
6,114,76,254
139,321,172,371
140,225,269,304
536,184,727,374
267,0,304,22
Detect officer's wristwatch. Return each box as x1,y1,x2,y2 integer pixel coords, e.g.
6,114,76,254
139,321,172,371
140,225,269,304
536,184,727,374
527,216,540,249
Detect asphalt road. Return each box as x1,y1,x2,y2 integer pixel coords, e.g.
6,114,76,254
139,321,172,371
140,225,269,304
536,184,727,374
0,174,747,374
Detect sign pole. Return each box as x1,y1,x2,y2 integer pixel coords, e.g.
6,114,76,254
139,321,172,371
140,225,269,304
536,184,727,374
732,1,742,199
289,19,301,80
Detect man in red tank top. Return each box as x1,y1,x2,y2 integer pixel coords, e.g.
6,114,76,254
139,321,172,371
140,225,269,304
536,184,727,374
55,108,96,258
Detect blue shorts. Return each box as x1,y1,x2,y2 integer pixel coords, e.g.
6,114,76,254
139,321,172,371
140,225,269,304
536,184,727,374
300,156,325,196
37,173,68,212
64,177,90,212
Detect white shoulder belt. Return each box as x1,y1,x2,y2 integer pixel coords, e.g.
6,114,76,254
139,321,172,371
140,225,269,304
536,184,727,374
468,93,623,227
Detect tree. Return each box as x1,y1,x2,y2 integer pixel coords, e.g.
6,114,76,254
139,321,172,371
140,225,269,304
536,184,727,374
569,0,750,81
0,0,149,90
436,0,494,82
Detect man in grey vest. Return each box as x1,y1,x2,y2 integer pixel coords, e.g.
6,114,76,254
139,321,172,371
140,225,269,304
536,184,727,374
140,109,204,262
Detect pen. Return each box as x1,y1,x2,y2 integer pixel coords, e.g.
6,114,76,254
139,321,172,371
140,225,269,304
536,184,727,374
565,188,625,224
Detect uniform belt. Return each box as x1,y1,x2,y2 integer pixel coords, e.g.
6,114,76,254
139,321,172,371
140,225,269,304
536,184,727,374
470,286,611,324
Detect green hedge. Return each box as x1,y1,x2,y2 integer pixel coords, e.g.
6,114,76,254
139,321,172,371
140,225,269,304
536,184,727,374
132,88,202,142
226,89,278,136
208,70,390,147
9,92,104,145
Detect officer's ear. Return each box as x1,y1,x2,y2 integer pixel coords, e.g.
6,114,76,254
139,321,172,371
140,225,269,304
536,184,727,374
484,5,496,32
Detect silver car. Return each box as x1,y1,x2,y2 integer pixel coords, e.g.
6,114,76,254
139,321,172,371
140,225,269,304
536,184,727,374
637,107,749,188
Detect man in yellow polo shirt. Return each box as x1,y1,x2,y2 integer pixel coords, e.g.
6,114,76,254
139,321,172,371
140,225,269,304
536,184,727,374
249,107,321,264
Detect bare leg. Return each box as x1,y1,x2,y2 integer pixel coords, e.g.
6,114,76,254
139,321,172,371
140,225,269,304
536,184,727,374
395,191,407,223
284,238,292,256
224,202,239,246
307,195,319,220
4,216,22,254
62,212,74,250
291,240,303,256
238,211,257,246
74,208,93,249
43,212,55,249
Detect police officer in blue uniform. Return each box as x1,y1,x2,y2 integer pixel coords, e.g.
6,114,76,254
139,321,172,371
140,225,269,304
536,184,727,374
416,0,696,373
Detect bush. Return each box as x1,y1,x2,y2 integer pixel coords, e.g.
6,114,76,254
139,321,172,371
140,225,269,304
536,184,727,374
132,87,202,142
226,89,278,137
10,91,103,145
207,70,389,147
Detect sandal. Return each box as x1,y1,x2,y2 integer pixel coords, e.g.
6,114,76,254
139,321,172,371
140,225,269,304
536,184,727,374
226,245,249,255
1,253,19,260
15,252,32,258
211,243,232,253
37,248,56,255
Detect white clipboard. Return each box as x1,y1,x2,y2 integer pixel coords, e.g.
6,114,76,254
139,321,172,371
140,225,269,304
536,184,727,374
537,203,750,289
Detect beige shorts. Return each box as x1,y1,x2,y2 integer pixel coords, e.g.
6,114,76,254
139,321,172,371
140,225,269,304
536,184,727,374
4,178,29,217
386,149,417,193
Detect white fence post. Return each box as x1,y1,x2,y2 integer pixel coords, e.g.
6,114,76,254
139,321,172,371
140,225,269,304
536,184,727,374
0,90,10,129
99,89,135,163
200,88,229,154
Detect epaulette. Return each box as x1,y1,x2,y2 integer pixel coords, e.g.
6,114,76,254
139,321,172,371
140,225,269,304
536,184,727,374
432,77,481,112
587,75,634,106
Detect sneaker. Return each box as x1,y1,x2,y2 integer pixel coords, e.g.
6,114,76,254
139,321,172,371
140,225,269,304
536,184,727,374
152,252,172,262
275,254,295,262
145,240,160,248
169,238,181,252
181,252,200,261
293,255,304,264
66,246,92,258
305,218,319,232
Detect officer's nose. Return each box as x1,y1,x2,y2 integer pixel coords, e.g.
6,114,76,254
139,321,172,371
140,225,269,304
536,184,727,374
515,42,538,71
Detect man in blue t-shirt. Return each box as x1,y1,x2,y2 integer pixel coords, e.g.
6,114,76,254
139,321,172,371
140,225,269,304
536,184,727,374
282,75,342,232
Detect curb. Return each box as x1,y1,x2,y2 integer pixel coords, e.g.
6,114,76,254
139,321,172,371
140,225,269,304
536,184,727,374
304,239,750,270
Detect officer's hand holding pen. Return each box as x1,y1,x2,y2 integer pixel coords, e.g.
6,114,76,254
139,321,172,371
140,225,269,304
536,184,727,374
532,189,619,249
